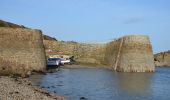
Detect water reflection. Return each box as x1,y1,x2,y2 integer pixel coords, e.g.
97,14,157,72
29,74,45,87
29,68,170,100
114,72,153,94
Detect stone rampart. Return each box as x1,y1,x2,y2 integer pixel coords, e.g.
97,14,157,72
44,35,155,72
105,35,155,72
0,28,46,76
43,40,106,65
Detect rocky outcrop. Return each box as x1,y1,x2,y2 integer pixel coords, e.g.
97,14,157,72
43,35,58,41
0,20,26,28
0,28,46,76
105,35,155,72
0,20,53,40
154,51,170,67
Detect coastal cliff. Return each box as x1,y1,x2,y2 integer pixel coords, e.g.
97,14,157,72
154,51,170,67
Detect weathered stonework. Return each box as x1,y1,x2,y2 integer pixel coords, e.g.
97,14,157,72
44,35,155,72
43,40,106,65
154,51,170,67
43,35,155,72
0,20,157,72
0,28,46,76
105,35,155,72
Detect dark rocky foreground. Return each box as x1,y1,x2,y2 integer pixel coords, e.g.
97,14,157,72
0,76,65,100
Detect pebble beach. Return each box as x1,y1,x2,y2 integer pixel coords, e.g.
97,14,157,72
0,76,65,100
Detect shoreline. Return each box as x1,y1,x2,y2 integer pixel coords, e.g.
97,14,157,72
61,64,111,69
0,76,65,100
0,64,109,100
1,65,169,100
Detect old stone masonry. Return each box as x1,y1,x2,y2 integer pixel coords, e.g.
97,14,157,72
0,28,46,76
0,27,155,74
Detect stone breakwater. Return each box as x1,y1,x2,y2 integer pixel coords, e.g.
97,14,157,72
0,76,65,100
154,51,170,67
105,35,155,72
0,28,46,76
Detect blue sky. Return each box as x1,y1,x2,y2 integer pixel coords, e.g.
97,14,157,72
0,0,170,53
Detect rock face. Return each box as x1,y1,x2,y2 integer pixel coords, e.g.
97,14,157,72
105,35,155,72
0,20,26,28
0,28,46,76
43,35,58,41
154,51,170,67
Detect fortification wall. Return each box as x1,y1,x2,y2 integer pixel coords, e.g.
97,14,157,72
104,39,120,66
44,34,155,72
43,40,106,65
105,35,155,72
0,28,46,76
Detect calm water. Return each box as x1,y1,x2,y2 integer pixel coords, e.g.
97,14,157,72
30,67,170,100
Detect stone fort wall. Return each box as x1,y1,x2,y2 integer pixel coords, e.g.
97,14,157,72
0,20,155,73
105,35,155,72
0,28,46,76
44,35,155,72
43,40,106,65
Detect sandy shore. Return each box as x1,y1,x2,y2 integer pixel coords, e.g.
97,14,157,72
0,76,65,100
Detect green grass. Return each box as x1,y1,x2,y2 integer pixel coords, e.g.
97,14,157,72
0,22,7,27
